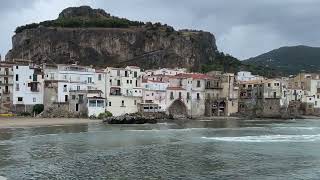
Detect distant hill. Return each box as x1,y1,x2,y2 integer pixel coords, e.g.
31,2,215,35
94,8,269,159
243,45,320,75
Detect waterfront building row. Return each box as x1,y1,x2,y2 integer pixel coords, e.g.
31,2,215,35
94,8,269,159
2,60,320,118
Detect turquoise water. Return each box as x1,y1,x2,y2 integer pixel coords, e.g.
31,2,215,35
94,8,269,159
1,119,320,179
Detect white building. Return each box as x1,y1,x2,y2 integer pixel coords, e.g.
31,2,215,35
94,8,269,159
237,71,264,82
145,68,187,76
43,64,96,104
13,64,44,112
105,66,143,116
141,79,169,112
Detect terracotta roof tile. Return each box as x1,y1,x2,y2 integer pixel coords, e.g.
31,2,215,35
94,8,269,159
174,73,212,79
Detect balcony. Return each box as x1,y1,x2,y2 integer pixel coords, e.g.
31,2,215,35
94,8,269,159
2,90,10,94
0,82,13,86
110,87,121,96
0,72,13,76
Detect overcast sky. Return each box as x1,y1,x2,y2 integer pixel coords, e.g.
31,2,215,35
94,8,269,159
1,0,319,60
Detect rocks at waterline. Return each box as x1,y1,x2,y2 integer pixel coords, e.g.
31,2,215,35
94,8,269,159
103,113,174,124
103,114,157,124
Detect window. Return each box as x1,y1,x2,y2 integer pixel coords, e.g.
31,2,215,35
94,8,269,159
268,83,271,87
33,98,36,102
109,102,112,106
130,80,132,84
152,93,154,96
98,74,102,81
136,80,138,87
197,81,201,87
63,75,67,80
316,101,318,106
197,93,200,100
170,92,174,100
121,100,125,107
187,92,190,100
16,83,20,91
127,80,129,84
72,95,76,100
29,76,32,80
134,100,137,105
89,100,96,107
16,66,18,69
15,74,19,81
117,80,121,86
134,71,138,78
18,97,23,102
63,85,67,92
65,95,68,102
77,86,80,91
97,100,104,107
88,77,92,83
273,92,277,98
125,71,128,77
179,92,182,99
117,70,120,76
78,95,84,103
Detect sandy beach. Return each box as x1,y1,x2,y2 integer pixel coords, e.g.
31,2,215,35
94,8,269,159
0,118,102,129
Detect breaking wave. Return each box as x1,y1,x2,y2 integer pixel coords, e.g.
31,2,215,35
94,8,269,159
202,134,320,142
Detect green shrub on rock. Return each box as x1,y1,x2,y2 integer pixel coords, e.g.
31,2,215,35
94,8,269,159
97,111,113,119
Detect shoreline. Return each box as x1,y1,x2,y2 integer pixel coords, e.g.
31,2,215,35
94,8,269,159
0,115,319,129
0,118,101,129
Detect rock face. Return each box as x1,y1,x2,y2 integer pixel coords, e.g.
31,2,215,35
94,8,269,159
6,6,217,71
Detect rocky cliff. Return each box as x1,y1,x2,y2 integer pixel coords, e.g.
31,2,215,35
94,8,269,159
6,6,217,71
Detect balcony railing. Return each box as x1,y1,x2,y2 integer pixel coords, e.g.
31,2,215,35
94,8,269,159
0,82,13,86
110,92,122,96
2,90,10,94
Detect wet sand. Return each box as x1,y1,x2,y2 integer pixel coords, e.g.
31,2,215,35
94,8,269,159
0,118,101,128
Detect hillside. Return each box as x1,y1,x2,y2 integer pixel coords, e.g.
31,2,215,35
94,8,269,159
6,6,216,71
244,45,320,75
6,6,275,76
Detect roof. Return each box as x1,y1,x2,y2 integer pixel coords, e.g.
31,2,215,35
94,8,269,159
127,66,140,69
174,73,212,79
239,79,280,84
87,90,103,94
95,69,106,73
88,97,105,99
167,87,186,90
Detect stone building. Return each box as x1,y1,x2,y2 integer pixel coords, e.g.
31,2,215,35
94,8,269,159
238,79,285,118
0,62,14,113
205,73,239,116
167,73,210,117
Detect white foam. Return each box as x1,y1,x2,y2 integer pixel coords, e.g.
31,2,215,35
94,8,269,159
0,176,7,180
202,134,320,142
125,128,209,132
273,127,318,130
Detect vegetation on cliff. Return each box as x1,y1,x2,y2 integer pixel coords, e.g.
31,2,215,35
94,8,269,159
201,52,280,77
15,6,177,33
244,45,320,75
